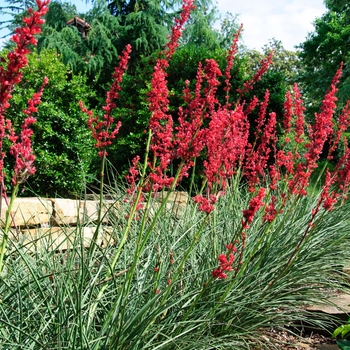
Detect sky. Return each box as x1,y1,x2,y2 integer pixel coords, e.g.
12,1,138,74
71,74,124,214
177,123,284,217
0,0,327,51
218,0,327,51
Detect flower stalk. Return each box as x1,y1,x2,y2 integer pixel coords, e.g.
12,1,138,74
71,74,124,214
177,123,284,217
0,0,48,274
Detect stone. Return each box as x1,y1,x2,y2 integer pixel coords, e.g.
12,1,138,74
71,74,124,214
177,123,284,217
14,226,114,252
0,197,52,227
306,294,350,315
315,344,340,350
295,342,312,349
156,191,189,204
50,198,100,225
49,198,122,225
155,191,189,218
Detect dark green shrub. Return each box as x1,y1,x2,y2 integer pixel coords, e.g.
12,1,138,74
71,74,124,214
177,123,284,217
2,49,97,197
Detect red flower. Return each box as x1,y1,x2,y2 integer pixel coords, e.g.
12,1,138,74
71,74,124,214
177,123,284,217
244,109,277,191
10,78,48,185
141,0,195,192
237,51,273,96
224,24,243,106
0,0,49,114
328,101,350,160
80,45,132,157
292,83,306,144
309,168,340,217
193,194,217,214
288,65,342,196
163,0,195,61
263,195,278,223
242,188,266,229
0,0,49,189
212,244,236,279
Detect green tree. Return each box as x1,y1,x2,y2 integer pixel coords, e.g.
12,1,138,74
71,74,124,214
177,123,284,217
324,0,348,11
99,0,182,71
297,1,350,114
36,0,121,96
180,1,240,51
180,0,221,50
1,49,97,196
0,0,36,35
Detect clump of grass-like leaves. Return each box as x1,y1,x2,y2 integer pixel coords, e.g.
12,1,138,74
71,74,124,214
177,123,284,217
0,178,350,349
1,1,350,349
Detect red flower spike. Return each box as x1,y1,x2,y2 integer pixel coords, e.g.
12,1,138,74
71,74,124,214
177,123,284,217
328,101,350,160
255,90,270,138
244,110,277,192
204,104,249,195
212,245,236,280
334,141,350,199
193,194,217,214
163,0,195,61
263,195,278,222
80,44,132,157
283,90,293,134
224,24,243,106
307,64,342,162
288,65,342,196
10,78,48,186
292,83,306,144
237,51,274,96
319,169,338,211
0,0,48,190
242,187,266,229
145,0,195,193
244,96,259,115
174,59,225,186
0,0,49,115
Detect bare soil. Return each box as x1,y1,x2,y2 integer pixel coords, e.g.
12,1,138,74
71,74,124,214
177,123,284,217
257,329,339,350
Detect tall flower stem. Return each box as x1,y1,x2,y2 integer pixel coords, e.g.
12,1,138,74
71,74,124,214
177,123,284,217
85,130,153,330
0,184,19,274
188,157,197,197
86,151,107,260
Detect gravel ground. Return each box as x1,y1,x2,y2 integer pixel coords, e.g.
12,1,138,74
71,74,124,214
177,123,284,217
255,329,339,350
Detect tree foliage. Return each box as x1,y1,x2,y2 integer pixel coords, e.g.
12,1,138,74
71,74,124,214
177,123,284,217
180,0,239,51
36,0,121,96
298,1,350,114
0,0,37,35
243,39,300,87
95,0,182,72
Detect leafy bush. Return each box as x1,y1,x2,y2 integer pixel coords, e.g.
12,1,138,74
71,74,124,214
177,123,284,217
2,49,97,196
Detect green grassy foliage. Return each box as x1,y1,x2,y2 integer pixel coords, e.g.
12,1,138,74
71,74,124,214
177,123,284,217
0,176,349,349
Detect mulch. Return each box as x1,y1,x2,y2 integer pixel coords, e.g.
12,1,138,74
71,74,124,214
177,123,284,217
256,329,339,349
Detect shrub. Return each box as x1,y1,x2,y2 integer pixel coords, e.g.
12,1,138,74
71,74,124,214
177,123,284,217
1,49,96,196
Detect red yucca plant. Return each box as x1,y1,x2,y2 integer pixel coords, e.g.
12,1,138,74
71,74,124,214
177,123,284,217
0,0,49,273
80,0,350,281
1,0,350,348
0,0,348,287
